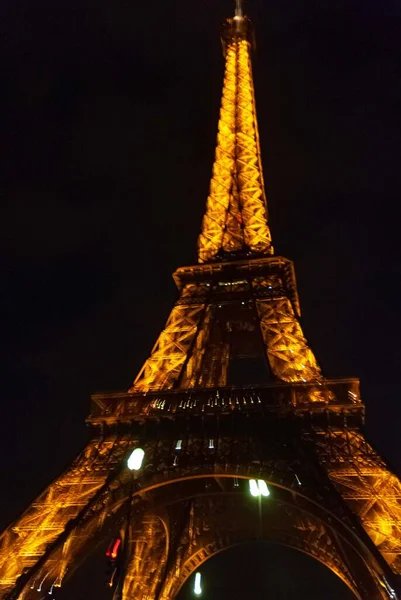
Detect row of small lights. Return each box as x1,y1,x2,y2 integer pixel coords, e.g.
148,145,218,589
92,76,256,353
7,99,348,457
151,395,264,412
128,445,302,484
127,449,272,495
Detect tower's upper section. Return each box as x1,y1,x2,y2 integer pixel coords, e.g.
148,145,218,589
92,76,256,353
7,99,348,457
197,4,273,263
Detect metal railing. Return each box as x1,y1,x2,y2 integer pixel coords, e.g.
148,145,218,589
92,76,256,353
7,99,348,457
88,378,362,424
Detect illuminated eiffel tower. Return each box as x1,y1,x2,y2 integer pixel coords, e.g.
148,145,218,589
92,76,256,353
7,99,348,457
1,3,400,599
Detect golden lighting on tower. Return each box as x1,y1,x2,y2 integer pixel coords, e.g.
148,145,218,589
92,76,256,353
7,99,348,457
0,6,400,600
198,17,273,263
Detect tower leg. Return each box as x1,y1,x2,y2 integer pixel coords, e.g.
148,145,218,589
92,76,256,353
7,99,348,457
0,434,136,599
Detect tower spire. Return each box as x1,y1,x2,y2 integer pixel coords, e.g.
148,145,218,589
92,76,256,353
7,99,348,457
197,5,273,263
235,0,243,18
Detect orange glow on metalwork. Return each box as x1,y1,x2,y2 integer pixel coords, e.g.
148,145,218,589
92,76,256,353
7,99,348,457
0,436,109,592
198,25,273,262
129,303,204,392
256,297,321,382
317,430,401,575
0,9,400,600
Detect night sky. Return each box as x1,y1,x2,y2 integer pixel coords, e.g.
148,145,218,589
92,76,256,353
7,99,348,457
2,0,401,597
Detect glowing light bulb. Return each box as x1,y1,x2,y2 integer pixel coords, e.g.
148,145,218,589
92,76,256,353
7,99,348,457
127,447,145,471
249,479,270,497
194,572,202,596
249,479,259,497
257,480,270,497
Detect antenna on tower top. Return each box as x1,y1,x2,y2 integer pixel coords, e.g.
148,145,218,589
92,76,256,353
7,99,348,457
234,0,244,18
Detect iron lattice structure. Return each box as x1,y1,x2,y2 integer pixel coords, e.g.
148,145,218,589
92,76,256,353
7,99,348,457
1,8,400,600
197,15,273,263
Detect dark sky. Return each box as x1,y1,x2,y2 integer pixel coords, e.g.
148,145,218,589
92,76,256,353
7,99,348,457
2,0,401,596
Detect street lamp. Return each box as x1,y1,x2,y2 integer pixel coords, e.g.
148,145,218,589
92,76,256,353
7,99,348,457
127,447,145,471
194,572,202,596
249,479,270,497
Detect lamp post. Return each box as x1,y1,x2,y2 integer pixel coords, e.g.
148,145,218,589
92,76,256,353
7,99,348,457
194,571,202,596
249,479,270,497
112,448,145,600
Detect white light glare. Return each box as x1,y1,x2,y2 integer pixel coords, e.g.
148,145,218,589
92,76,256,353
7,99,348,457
194,571,202,596
249,479,260,497
382,576,397,599
209,438,214,449
175,439,182,450
257,480,270,497
249,479,270,497
127,447,145,471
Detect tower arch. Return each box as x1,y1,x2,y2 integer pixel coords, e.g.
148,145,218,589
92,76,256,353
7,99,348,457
174,541,358,599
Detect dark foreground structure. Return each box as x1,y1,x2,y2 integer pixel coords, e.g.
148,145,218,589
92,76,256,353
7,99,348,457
1,3,400,599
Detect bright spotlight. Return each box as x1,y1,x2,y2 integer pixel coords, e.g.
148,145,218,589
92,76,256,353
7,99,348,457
127,447,145,471
249,479,260,497
194,571,202,596
249,479,270,497
257,480,270,497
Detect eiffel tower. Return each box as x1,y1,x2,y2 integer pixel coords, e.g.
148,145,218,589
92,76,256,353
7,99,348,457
1,3,400,599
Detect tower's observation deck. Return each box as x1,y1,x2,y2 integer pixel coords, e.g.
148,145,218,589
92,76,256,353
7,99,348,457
120,8,361,420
